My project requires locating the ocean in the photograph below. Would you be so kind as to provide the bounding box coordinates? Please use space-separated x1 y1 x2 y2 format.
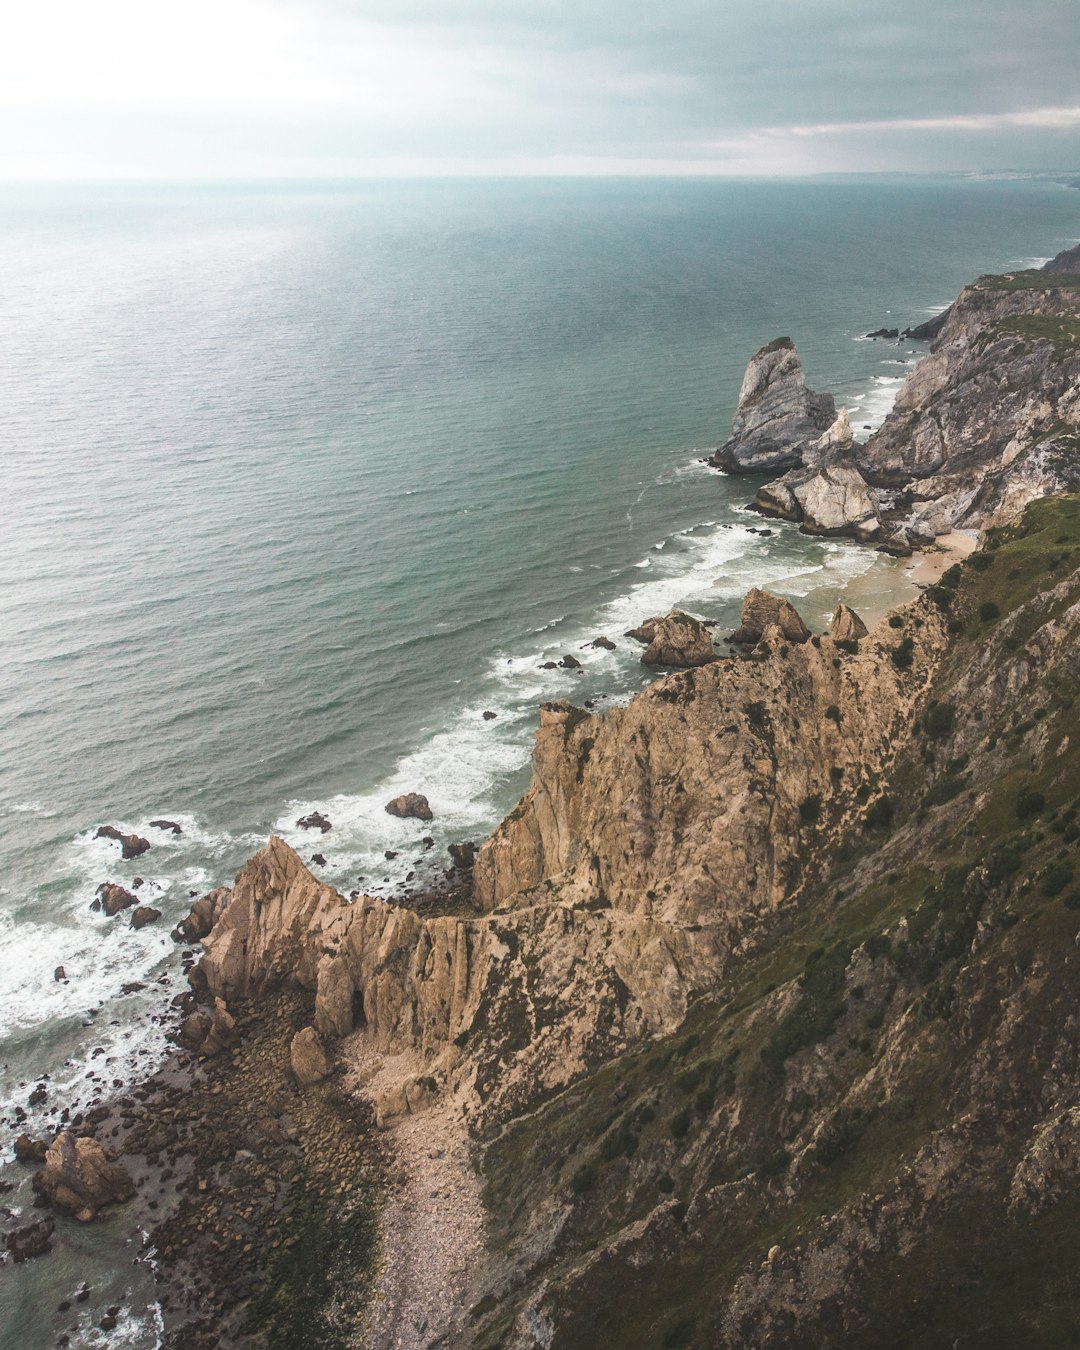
1 174 1077 1345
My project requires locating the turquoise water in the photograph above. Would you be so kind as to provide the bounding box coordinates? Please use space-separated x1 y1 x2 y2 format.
1 176 1077 1345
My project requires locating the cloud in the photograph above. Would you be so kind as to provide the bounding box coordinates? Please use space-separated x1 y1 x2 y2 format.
1 0 1079 176
788 106 1080 139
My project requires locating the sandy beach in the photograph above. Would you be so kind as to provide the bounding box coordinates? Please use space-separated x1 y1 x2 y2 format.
837 530 979 632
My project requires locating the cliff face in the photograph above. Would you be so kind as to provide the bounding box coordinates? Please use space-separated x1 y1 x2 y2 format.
474 613 946 926
193 597 946 1130
722 257 1080 546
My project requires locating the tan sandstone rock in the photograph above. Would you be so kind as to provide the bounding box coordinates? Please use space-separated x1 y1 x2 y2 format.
730 588 811 646
33 1133 134 1222
830 603 869 642
290 1026 331 1087
640 611 715 667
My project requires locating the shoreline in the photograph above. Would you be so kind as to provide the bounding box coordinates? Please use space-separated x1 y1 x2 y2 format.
841 529 979 633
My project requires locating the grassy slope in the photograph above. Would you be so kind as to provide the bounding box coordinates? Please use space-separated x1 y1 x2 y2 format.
471 498 1080 1350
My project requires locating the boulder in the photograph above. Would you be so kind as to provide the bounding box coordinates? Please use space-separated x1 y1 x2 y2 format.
385 793 433 822
449 841 478 870
33 1134 134 1222
710 338 836 474
93 883 138 918
53 966 66 983
626 616 665 645
95 826 150 861
129 906 161 930
176 999 237 1058
559 655 582 670
483 710 498 720
290 1026 331 1087
296 811 332 834
149 819 182 835
172 886 229 944
830 603 869 643
641 611 716 668
14 1134 48 1165
730 589 811 646
589 636 616 651
791 462 882 540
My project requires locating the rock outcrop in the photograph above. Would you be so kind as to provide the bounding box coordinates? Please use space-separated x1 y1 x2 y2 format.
1043 242 1080 275
33 1134 134 1222
172 886 229 943
640 610 715 667
729 588 812 646
756 459 882 540
709 338 836 473
384 793 433 822
829 602 869 642
130 905 161 929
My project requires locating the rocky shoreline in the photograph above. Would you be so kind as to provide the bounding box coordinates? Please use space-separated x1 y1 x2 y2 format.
6 240 1080 1349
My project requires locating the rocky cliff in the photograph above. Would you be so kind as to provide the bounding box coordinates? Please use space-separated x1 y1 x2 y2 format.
169 248 1080 1349
717 245 1080 548
180 496 1080 1349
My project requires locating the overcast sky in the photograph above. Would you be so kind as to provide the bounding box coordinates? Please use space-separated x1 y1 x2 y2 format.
4 0 1079 178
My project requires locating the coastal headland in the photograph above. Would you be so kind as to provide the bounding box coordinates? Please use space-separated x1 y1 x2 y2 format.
6 242 1080 1349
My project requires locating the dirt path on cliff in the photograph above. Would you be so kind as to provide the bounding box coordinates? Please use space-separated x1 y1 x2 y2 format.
345 1043 487 1350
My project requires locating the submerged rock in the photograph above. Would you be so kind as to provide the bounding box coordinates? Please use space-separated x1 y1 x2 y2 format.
33 1133 134 1222
385 793 434 822
710 338 836 474
149 819 183 835
93 883 139 918
296 811 332 834
5 1217 54 1262
641 611 716 668
95 826 150 861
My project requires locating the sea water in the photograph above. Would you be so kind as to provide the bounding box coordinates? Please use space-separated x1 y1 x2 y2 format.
1 175 1077 1344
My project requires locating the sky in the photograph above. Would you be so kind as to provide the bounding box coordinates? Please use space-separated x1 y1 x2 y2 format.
3 0 1079 178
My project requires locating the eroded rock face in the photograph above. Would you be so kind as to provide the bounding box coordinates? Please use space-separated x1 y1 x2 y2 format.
711 338 836 474
190 591 947 1129
857 273 1080 502
640 611 715 668
385 793 434 822
730 588 811 646
33 1134 134 1222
